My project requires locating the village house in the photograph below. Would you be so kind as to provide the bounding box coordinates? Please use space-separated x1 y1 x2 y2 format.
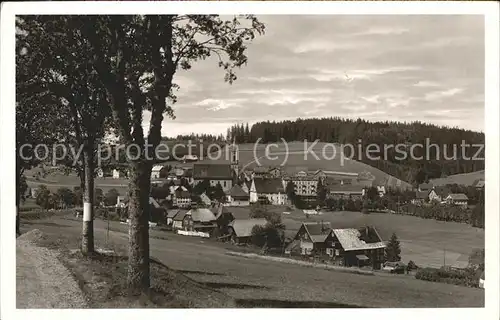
412 191 429 205
377 185 386 197
182 154 199 162
187 207 218 234
430 186 452 203
174 189 191 208
96 167 106 178
356 171 376 188
172 210 191 230
418 182 433 192
323 171 359 186
199 192 212 207
286 222 333 256
249 178 287 205
286 222 386 269
226 184 250 206
327 184 365 200
112 168 127 179
240 169 254 183
96 166 128 179
241 180 251 194
213 205 236 235
253 166 271 178
427 188 441 202
268 166 283 178
151 165 164 179
168 166 194 184
227 218 268 244
473 179 485 190
166 209 188 226
445 193 469 207
330 227 386 269
193 163 234 192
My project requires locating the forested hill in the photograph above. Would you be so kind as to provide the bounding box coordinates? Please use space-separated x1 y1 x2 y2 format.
227 117 485 185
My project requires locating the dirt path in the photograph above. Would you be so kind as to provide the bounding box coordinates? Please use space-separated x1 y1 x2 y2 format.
16 239 87 308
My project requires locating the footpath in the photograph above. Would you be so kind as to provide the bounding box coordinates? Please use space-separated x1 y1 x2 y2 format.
16 230 88 308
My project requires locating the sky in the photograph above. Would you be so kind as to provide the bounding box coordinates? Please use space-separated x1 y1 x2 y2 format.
143 15 485 137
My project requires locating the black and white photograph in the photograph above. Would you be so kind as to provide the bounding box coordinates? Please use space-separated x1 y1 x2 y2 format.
1 1 499 317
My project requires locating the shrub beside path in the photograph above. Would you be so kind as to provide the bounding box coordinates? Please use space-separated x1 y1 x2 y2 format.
16 230 88 308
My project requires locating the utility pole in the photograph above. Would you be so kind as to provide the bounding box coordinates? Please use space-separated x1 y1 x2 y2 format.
443 247 446 267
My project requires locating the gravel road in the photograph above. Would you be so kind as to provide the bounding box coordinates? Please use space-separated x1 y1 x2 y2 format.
16 237 87 308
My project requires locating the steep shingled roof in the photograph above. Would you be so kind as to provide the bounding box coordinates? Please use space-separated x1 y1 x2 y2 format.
415 191 429 199
253 178 284 194
229 218 267 238
303 222 332 243
188 208 217 222
332 228 386 251
193 164 232 179
447 193 469 201
230 185 249 199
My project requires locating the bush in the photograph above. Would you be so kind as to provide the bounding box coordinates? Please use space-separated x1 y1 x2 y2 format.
250 225 267 247
407 260 418 271
415 267 480 287
150 207 166 224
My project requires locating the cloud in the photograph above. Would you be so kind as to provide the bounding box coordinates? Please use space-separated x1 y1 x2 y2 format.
260 96 331 106
361 95 381 104
413 81 441 88
341 104 367 112
419 37 472 49
309 66 421 82
141 15 484 136
292 40 369 54
195 98 246 111
424 88 464 101
350 27 409 37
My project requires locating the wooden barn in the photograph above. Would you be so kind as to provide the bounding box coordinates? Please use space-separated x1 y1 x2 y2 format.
227 218 267 244
330 227 386 269
285 222 333 257
286 223 386 269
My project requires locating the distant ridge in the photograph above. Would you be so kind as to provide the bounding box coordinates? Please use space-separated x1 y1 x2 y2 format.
429 170 485 187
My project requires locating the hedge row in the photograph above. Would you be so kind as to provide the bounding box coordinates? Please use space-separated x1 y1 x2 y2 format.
415 267 481 288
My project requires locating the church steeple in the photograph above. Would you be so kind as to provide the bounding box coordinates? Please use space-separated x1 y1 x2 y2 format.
230 138 239 178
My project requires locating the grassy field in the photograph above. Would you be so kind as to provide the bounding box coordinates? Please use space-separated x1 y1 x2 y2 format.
19 215 484 307
429 170 484 187
25 170 129 194
226 205 484 269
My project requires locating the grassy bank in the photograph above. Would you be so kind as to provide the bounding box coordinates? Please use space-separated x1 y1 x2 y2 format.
19 228 235 308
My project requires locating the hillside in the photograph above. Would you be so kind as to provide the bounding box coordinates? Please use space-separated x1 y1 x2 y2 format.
227 118 485 184
216 142 413 189
429 170 485 187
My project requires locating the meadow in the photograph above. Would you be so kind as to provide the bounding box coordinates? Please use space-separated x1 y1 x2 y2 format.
229 205 484 269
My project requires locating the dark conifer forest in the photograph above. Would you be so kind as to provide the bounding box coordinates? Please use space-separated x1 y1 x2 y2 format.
226 118 484 184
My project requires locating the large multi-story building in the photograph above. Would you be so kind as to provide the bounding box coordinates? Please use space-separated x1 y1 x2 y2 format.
193 163 234 192
290 171 318 196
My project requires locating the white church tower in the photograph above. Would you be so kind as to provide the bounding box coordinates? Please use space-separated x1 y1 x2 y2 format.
229 138 239 178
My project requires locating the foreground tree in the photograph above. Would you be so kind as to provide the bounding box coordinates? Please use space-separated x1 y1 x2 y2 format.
316 178 327 207
75 15 265 291
16 18 62 234
385 233 402 262
16 16 113 254
285 180 296 205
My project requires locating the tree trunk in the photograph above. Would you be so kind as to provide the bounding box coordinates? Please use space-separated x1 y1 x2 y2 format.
81 150 95 255
16 180 20 236
16 164 22 236
127 161 152 293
